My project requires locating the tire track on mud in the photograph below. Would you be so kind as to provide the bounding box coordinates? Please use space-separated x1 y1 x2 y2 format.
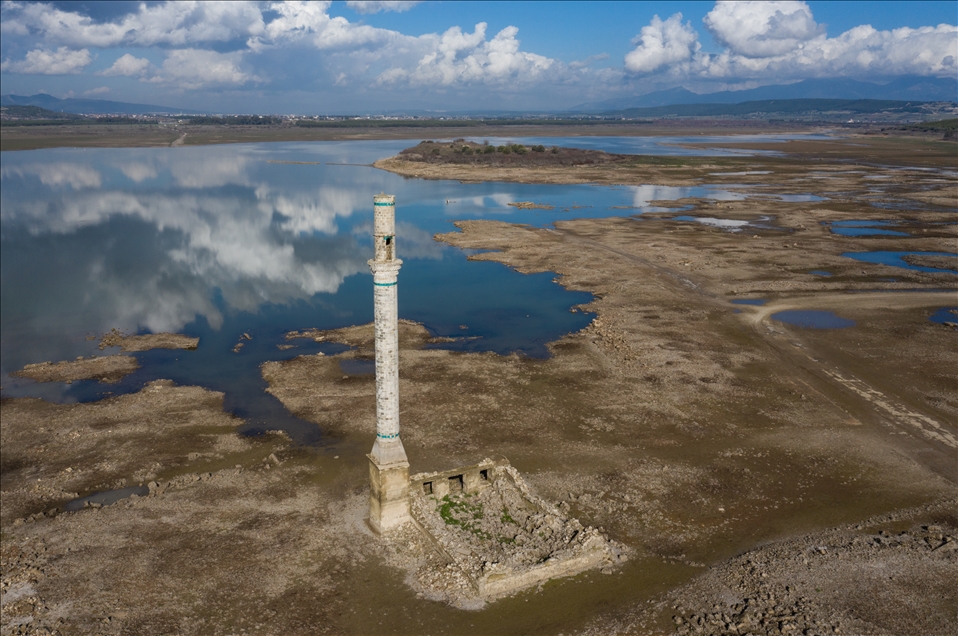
556 228 957 475
820 367 957 449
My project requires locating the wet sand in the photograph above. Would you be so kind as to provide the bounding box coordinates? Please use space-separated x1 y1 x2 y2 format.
1 133 956 634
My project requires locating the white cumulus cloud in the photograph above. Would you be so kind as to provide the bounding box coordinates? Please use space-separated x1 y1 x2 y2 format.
704 1 823 57
624 14 699 74
378 23 555 87
255 0 399 52
149 49 259 88
625 2 957 83
3 1 265 48
100 53 152 77
0 46 92 74
346 1 422 14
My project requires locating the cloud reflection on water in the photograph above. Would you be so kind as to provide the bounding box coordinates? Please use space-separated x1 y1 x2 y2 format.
627 184 747 209
1 161 103 190
116 161 158 183
0 151 379 371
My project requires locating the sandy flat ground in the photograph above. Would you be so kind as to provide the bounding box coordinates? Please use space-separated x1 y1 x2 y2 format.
1 133 956 635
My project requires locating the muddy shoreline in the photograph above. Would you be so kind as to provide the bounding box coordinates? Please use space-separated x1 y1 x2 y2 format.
2 133 956 634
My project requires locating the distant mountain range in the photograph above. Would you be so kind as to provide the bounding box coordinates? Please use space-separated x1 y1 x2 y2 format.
572 76 958 113
0 93 204 115
614 98 945 119
4 76 956 119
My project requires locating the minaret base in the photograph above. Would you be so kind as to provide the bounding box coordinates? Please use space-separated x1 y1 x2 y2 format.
368 440 411 534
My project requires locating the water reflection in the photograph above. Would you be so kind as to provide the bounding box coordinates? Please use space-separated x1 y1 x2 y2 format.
1 136 832 440
1 161 102 191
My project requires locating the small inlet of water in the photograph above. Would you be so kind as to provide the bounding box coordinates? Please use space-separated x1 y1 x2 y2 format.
771 310 855 329
64 485 150 512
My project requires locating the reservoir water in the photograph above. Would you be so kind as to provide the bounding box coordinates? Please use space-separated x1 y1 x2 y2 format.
771 310 856 329
0 136 840 441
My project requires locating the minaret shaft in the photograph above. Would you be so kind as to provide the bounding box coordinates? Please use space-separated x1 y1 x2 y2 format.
367 194 411 533
372 264 401 442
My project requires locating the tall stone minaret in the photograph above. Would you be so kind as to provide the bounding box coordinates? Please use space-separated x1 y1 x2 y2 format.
367 193 411 533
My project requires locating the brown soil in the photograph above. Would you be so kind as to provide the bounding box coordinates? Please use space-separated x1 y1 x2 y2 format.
0 380 257 525
508 201 555 210
583 500 958 636
9 331 200 385
11 355 139 384
678 135 958 168
901 253 958 271
98 328 199 352
1 132 956 635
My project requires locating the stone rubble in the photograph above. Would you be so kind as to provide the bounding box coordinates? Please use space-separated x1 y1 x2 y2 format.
388 462 626 606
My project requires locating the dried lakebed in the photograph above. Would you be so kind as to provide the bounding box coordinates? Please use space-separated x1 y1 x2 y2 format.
2 134 957 635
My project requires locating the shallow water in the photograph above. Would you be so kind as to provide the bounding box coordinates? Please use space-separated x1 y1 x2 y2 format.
340 358 376 375
825 220 910 237
0 135 856 441
673 216 752 231
842 251 958 275
771 310 856 329
63 485 150 512
928 307 958 324
832 227 910 237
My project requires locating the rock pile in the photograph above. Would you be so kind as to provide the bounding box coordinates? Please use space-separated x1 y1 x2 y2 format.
667 521 958 636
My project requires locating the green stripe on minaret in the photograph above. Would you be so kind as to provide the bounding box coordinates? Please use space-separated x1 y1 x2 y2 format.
373 281 397 287
374 202 394 206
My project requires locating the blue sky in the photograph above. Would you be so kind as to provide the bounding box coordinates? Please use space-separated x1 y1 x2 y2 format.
1 1 955 113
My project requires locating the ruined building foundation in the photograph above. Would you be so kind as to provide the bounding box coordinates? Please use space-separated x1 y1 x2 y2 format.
367 194 412 533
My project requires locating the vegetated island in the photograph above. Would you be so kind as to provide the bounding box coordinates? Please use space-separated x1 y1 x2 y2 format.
374 139 652 185
374 130 958 186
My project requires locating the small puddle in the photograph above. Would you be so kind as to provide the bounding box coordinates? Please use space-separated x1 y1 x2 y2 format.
338 358 376 375
731 298 767 306
824 220 909 237
673 216 752 231
771 310 855 329
709 171 773 176
832 221 897 227
929 307 958 325
64 485 149 512
832 227 910 237
775 194 825 202
809 270 832 277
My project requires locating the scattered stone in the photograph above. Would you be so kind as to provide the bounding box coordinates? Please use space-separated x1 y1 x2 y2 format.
388 459 626 606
